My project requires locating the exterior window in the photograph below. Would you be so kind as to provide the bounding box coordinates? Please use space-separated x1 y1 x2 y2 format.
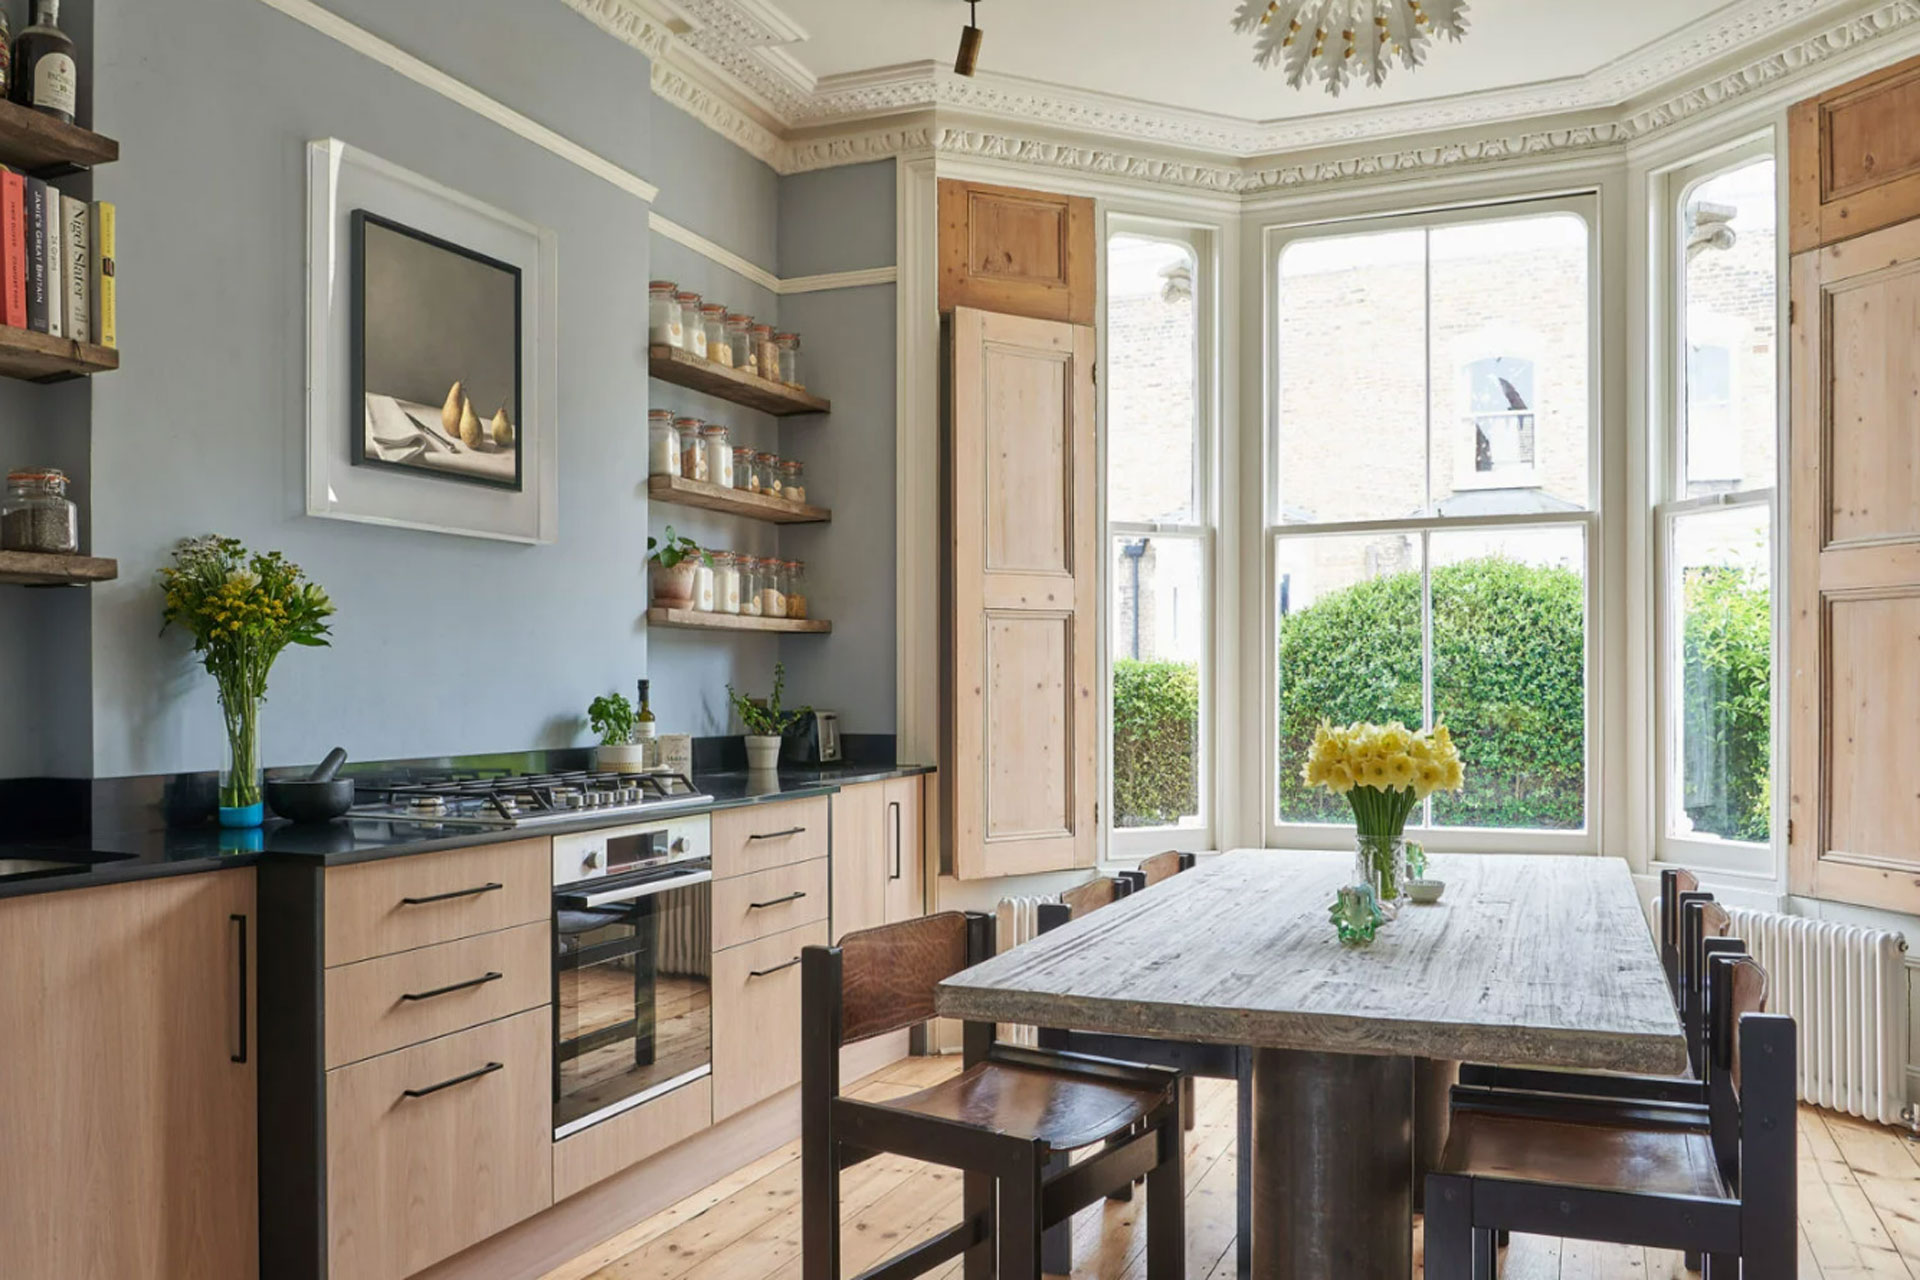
1107 224 1212 846
1272 201 1594 840
1660 150 1778 861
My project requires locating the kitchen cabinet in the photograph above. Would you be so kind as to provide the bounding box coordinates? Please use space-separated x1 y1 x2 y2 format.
831 776 928 941
884 774 926 925
0 869 257 1279
711 918 828 1120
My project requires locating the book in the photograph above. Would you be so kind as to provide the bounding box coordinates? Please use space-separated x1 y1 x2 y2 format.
25 176 47 333
42 182 60 339
0 170 25 329
60 195 86 344
89 199 113 349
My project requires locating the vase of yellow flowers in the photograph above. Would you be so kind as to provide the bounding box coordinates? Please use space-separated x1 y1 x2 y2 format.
1302 720 1464 915
161 537 335 828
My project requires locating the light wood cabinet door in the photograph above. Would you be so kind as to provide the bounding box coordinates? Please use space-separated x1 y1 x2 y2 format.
1790 52 1920 253
710 796 831 878
938 179 1094 325
0 870 257 1279
830 781 888 942
884 774 926 924
711 920 828 1120
713 857 829 949
950 306 1099 880
323 837 549 966
1788 217 1920 913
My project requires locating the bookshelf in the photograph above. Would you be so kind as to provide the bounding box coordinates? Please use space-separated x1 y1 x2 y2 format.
646 474 829 525
0 550 117 586
646 607 830 635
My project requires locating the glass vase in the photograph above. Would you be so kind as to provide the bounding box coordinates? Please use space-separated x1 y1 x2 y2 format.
219 692 264 828
1354 832 1408 919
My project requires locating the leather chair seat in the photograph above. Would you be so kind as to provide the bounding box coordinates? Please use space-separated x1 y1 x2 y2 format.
879 1060 1165 1153
1440 1107 1730 1200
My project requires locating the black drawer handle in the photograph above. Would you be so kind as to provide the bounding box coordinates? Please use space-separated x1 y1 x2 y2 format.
748 891 807 910
230 913 248 1065
749 956 802 979
747 827 807 841
402 1061 504 1099
890 801 903 882
401 882 504 906
401 971 503 1002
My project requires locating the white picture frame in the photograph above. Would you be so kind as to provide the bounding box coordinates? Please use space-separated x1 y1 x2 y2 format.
305 138 559 543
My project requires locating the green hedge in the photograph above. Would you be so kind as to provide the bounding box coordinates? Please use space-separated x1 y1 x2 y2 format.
1681 566 1771 842
1112 658 1199 827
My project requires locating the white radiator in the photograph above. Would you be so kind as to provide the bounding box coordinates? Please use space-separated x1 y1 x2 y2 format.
995 895 1054 1047
1725 907 1909 1126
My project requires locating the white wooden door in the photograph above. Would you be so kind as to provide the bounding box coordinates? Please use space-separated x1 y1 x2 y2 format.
950 306 1098 880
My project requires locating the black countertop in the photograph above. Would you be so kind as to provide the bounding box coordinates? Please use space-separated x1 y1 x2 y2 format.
0 762 934 901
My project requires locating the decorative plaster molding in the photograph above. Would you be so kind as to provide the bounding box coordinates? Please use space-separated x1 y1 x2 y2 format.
555 0 676 62
648 57 788 170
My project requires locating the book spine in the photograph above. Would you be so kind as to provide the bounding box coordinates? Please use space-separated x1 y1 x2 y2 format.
25 176 47 334
89 199 113 348
2 170 25 330
61 195 86 344
43 184 60 339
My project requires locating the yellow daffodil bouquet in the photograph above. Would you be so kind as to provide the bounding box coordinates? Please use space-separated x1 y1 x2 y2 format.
1302 720 1464 906
161 536 335 824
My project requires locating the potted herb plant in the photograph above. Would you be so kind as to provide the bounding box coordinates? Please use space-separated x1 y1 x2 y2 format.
727 663 808 771
160 536 336 828
587 691 647 771
648 526 708 610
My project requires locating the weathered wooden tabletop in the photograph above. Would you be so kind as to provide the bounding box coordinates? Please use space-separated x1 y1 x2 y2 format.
936 850 1687 1075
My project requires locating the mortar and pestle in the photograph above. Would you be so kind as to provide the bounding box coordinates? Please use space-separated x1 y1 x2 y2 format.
266 747 355 824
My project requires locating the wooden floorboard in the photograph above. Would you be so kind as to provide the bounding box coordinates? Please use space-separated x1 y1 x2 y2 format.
546 1063 1920 1280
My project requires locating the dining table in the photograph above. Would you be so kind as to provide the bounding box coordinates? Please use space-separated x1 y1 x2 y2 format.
934 849 1688 1280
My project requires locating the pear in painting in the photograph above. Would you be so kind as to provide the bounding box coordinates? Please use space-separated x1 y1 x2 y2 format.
440 381 464 436
491 408 514 448
459 398 483 448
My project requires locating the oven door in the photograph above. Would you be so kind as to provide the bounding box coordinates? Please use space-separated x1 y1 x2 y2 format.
553 860 712 1138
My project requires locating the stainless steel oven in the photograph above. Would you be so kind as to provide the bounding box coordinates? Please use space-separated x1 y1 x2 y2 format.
551 815 712 1139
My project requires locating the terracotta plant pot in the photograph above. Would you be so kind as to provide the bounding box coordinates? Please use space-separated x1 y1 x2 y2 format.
651 558 697 608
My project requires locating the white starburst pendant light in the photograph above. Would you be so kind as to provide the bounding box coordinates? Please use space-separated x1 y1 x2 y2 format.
1231 0 1469 96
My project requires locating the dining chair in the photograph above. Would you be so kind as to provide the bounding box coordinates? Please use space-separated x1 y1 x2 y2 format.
800 911 1188 1280
1426 953 1794 1280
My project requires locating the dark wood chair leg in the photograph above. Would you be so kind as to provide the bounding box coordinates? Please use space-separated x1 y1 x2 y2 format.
1106 1130 1135 1202
1472 1228 1499 1280
997 1146 1045 1280
963 1168 995 1280
1181 1074 1197 1131
1684 1250 1702 1273
1040 1149 1073 1276
1704 1254 1738 1280
1145 1106 1187 1279
1235 1047 1252 1280
1422 1174 1473 1280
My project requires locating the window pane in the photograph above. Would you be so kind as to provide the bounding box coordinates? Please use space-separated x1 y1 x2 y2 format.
1682 159 1777 497
1275 533 1424 822
1430 214 1590 513
1430 526 1587 830
1111 535 1204 830
1109 235 1199 524
1669 505 1772 844
1276 229 1428 523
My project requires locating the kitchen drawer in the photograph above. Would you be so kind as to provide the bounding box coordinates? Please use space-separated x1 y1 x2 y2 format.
326 1007 552 1280
712 857 828 951
324 838 549 967
324 922 550 1069
711 920 827 1121
711 797 830 878
553 1076 712 1202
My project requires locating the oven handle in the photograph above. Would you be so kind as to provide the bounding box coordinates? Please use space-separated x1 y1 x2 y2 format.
561 869 712 909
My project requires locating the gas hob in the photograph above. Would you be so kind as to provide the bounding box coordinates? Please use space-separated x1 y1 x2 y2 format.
346 769 713 829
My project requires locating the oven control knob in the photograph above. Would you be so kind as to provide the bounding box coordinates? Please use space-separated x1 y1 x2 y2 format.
670 837 689 855
583 850 601 871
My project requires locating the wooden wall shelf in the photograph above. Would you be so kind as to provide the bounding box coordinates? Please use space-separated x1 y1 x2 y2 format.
0 326 118 382
648 345 830 417
647 475 829 525
0 100 117 174
0 550 117 586
647 607 830 635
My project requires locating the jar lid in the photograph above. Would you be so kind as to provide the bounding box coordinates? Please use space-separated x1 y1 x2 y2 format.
774 332 799 341
700 303 727 315
780 458 802 469
675 291 701 303
7 467 66 486
757 451 779 463
725 313 751 324
673 416 703 429
699 423 729 436
648 408 674 420
751 323 774 335
648 279 678 290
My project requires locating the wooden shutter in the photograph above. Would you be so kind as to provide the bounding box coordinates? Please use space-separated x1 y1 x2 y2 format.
1789 53 1920 253
949 306 1098 880
938 180 1094 325
1787 216 1920 913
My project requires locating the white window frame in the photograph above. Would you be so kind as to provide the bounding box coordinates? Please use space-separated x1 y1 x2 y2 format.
1652 137 1782 876
1102 215 1221 861
1261 194 1603 855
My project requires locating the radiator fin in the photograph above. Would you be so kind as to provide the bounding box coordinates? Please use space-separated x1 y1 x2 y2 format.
995 895 1054 1048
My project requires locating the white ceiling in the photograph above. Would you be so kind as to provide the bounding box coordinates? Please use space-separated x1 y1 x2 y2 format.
771 0 1746 122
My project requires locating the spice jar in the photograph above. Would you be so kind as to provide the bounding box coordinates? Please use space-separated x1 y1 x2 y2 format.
779 458 806 504
775 333 802 387
701 304 729 366
712 551 742 614
674 416 708 482
1 468 77 553
785 559 809 620
701 423 733 489
759 452 782 498
691 556 716 612
648 281 683 348
725 314 753 369
733 448 758 493
750 323 776 378
759 557 788 619
678 293 706 358
740 557 765 616
648 409 679 478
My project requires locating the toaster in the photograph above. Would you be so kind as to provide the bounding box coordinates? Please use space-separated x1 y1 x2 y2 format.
782 710 842 764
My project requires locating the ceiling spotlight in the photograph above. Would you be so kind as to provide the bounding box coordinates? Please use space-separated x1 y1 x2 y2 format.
955 0 982 76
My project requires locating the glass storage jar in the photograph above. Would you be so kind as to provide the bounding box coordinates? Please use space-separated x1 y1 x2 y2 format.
758 556 787 619
779 458 806 504
690 554 716 612
732 447 759 493
759 452 782 498
712 551 741 614
674 416 708 482
750 323 776 378
701 305 729 365
648 281 683 348
739 557 765 616
775 333 802 386
701 423 733 489
678 293 706 358
784 559 809 620
1 468 77 553
725 314 753 369
648 409 679 477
